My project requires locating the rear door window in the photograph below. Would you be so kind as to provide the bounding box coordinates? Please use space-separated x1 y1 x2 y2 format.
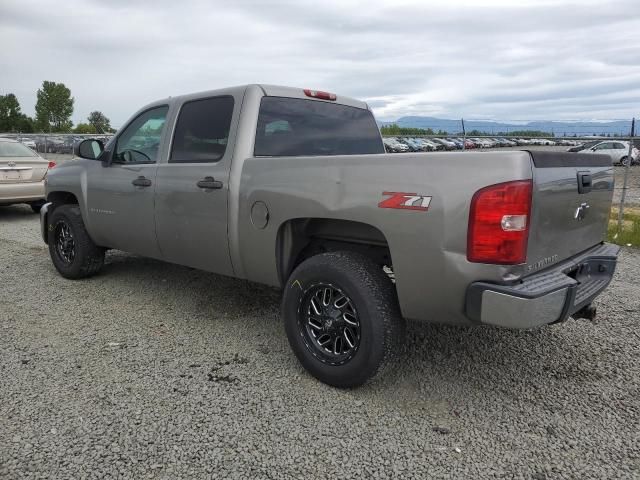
170 96 234 163
254 97 384 157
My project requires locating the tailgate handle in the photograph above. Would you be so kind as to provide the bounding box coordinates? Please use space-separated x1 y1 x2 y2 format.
577 171 592 194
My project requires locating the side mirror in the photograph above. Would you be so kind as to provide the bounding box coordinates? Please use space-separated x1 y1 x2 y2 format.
74 139 104 160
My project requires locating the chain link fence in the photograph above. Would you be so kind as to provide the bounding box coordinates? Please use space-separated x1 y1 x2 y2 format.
2 122 639 244
0 133 112 158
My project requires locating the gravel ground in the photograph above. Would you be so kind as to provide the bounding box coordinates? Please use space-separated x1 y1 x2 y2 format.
1 206 639 479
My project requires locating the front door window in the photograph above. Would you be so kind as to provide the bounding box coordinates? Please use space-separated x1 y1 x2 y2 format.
114 106 169 164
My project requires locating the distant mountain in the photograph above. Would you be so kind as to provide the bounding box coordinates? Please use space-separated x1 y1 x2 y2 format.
380 116 633 136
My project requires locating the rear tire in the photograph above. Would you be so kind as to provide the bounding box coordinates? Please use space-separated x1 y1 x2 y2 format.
283 251 405 388
47 204 105 279
620 156 630 166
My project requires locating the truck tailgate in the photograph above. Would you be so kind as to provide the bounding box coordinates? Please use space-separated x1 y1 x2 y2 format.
526 150 613 273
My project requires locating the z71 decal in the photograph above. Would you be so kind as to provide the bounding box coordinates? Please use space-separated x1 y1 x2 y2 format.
378 192 432 211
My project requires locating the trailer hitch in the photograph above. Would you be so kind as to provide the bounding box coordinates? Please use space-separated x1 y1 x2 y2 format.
573 304 597 321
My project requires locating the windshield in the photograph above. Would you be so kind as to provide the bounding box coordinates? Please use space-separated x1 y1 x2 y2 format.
0 141 37 157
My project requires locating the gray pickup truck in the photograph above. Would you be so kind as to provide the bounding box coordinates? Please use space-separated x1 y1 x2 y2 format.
40 84 619 387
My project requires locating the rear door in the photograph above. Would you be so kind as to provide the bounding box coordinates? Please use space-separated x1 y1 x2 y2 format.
526 151 614 270
154 94 239 275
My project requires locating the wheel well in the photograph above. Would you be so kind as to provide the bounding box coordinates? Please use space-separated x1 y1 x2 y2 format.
47 191 79 209
276 218 392 286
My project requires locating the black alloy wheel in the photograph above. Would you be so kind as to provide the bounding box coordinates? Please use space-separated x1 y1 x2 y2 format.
299 283 361 366
54 220 75 265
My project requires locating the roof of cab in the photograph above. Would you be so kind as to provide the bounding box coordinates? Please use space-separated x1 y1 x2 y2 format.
150 84 370 111
258 84 369 110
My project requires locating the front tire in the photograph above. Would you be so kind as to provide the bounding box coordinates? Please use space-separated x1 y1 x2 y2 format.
283 251 405 388
47 204 105 279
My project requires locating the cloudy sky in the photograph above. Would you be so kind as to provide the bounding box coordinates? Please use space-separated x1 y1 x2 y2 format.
1 0 639 127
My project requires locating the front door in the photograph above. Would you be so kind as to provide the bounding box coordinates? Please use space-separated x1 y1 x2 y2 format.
154 95 237 275
85 105 169 257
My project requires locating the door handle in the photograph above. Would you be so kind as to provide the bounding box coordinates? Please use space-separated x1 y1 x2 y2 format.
132 176 152 187
197 176 223 189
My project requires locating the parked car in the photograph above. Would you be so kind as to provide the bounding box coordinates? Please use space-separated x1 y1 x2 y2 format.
446 138 464 149
432 138 456 150
414 138 438 151
580 141 639 165
494 137 516 147
403 138 427 152
0 138 55 212
567 140 600 152
40 84 619 388
382 138 409 153
20 138 37 150
470 138 491 148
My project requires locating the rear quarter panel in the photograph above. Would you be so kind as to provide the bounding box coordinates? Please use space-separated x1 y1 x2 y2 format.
237 151 533 325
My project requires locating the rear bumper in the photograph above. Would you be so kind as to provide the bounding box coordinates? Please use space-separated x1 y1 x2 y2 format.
465 243 620 329
0 180 45 204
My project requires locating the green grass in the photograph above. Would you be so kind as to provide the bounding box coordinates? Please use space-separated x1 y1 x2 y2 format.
608 206 640 247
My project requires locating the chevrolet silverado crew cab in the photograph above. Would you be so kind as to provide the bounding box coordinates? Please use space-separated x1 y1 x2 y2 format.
40 85 619 388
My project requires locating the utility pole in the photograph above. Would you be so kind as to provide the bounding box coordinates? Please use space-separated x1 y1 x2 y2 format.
461 118 466 151
617 117 635 234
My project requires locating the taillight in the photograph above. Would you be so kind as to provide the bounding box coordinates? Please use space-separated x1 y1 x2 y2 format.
303 89 337 101
48 161 56 169
467 180 532 264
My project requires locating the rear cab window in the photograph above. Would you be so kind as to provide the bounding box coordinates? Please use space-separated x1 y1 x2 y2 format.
254 97 384 157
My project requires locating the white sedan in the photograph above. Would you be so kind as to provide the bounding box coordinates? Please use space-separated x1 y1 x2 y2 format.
581 141 638 166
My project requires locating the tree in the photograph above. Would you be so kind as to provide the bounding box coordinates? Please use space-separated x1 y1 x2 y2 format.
87 111 112 133
35 81 74 132
74 123 97 134
380 124 435 136
15 114 34 133
0 93 23 131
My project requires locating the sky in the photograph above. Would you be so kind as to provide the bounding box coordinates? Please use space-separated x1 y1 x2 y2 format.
1 0 639 127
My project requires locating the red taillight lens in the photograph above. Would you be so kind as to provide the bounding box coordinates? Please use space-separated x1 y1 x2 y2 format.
467 180 532 264
48 161 56 169
303 89 337 101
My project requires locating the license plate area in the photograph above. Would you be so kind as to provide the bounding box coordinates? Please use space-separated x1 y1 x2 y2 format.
0 169 31 182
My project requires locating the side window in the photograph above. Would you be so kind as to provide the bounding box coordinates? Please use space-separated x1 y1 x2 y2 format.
594 143 610 150
613 143 626 150
170 96 234 163
114 106 168 164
